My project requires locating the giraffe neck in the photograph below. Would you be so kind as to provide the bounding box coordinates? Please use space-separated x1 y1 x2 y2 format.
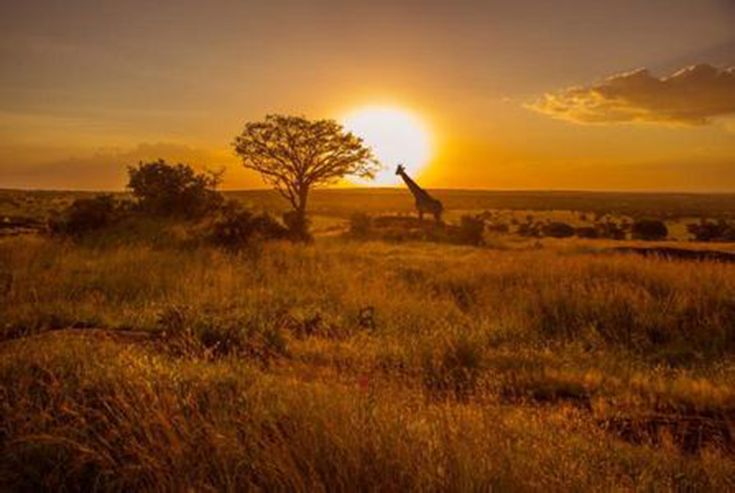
398 170 428 200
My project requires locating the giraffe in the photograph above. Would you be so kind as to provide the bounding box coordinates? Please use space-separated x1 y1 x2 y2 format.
395 164 443 222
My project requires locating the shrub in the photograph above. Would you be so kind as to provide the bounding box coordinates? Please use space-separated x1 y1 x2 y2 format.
596 221 626 240
575 226 599 239
517 221 542 237
631 219 668 241
687 220 735 242
457 215 485 245
48 195 122 237
542 222 575 238
127 160 223 218
486 222 509 234
210 202 288 250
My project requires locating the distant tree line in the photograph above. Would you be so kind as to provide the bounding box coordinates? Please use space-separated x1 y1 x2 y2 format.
475 212 671 241
687 219 735 242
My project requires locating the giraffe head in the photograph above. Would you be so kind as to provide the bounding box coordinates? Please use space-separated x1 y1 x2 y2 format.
395 164 405 175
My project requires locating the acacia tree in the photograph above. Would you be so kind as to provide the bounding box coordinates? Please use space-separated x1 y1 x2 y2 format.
233 114 379 239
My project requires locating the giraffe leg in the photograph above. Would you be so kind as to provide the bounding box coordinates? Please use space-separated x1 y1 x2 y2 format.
418 209 424 221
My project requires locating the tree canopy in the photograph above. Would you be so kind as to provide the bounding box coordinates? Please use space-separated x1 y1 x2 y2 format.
233 115 379 236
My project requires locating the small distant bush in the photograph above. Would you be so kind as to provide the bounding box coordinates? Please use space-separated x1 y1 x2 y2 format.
349 213 372 237
517 221 542 237
542 222 575 238
486 222 509 234
127 160 223 218
210 202 288 249
48 195 123 237
687 220 735 242
631 219 668 241
457 215 485 245
596 221 626 240
575 226 599 239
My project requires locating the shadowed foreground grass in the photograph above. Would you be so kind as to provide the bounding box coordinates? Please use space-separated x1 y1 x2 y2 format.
2 236 735 490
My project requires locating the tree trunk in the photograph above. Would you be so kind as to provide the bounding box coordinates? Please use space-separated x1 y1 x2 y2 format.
289 186 311 241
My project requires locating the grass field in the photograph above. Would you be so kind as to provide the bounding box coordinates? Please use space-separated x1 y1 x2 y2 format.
2 190 735 490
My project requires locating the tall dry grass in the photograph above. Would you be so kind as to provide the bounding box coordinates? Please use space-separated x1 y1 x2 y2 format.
2 236 735 490
3 237 734 357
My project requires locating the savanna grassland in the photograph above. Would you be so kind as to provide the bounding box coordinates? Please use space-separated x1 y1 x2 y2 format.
2 189 735 491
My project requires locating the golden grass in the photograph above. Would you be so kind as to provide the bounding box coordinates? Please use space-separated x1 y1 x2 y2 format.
2 236 735 490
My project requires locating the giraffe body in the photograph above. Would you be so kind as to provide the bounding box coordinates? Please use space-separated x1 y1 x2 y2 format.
395 164 443 222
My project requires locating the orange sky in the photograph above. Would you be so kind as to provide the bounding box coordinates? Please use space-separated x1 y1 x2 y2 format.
1 0 734 191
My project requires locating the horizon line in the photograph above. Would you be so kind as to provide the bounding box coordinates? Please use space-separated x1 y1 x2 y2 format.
3 186 735 195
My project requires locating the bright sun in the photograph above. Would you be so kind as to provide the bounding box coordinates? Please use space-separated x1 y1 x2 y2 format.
342 106 432 186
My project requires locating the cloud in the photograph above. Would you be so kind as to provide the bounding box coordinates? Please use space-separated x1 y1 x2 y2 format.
529 64 735 125
0 142 256 190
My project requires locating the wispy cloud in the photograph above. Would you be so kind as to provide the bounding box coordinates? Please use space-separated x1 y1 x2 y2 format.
529 64 735 125
0 142 242 190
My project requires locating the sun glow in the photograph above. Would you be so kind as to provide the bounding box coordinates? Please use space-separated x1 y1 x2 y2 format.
342 106 432 186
